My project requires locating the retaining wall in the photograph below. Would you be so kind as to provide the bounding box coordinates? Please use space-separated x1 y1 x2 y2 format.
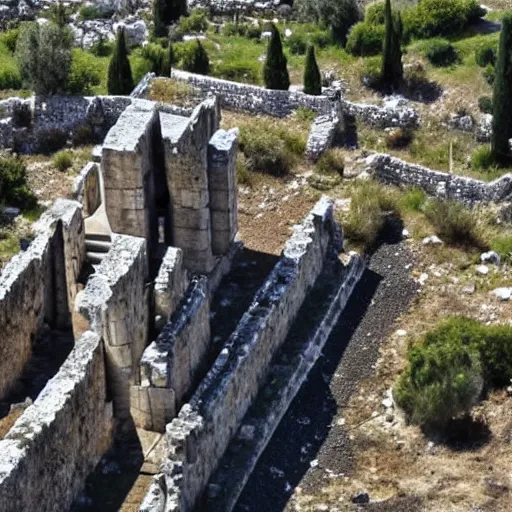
141 197 339 512
0 200 84 401
0 331 112 512
72 162 102 218
76 234 149 419
367 153 512 203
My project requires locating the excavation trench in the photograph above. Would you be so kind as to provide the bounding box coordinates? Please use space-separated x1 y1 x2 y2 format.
234 241 419 512
70 246 279 512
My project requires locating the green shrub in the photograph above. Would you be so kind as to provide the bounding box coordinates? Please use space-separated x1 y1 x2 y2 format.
0 28 20 54
424 199 487 249
344 180 400 249
0 157 37 210
478 95 492 114
295 106 317 123
310 29 332 49
78 5 105 21
483 64 495 85
303 44 321 95
90 36 113 57
315 148 344 176
214 60 259 83
386 127 413 149
404 0 484 39
490 235 512 264
246 25 262 40
181 39 210 74
0 60 21 90
475 45 496 67
418 38 459 67
286 32 308 55
404 60 428 90
400 187 426 212
236 153 253 186
141 43 171 76
346 22 385 57
223 22 247 37
238 121 304 176
471 145 496 171
394 329 483 427
263 24 290 90
53 150 73 171
178 9 208 33
360 56 382 88
66 49 102 94
365 1 385 25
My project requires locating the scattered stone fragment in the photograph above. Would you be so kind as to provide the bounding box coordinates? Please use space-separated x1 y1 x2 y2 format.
351 491 370 504
480 251 501 265
422 235 444 245
492 287 512 301
462 283 476 295
476 265 489 275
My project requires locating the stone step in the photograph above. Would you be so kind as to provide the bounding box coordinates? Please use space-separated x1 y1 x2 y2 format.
85 238 111 253
85 232 112 242
85 251 107 265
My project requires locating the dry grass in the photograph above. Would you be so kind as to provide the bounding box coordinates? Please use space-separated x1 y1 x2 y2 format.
146 78 200 107
0 408 24 440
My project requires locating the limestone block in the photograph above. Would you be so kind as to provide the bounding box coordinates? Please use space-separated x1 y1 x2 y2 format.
172 207 211 231
173 227 212 252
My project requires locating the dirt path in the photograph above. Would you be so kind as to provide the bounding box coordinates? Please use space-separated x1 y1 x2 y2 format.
234 241 419 512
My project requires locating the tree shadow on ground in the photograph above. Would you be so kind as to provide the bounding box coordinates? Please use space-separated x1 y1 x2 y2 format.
400 80 443 104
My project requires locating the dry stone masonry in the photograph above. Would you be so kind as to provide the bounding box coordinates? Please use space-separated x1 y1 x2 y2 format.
0 90 366 512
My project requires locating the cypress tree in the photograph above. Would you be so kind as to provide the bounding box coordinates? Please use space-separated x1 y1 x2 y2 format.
263 24 290 90
381 0 403 91
153 0 168 38
107 29 134 96
492 13 512 164
191 39 209 75
303 44 321 95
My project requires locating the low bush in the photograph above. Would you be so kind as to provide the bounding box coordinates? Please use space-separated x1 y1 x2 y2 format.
483 64 495 85
386 127 413 149
403 0 484 39
0 28 20 54
395 317 512 428
346 22 384 57
238 121 305 176
78 5 106 21
394 325 483 428
0 157 37 210
180 40 210 75
213 60 259 83
404 61 428 90
0 61 22 90
315 148 344 176
418 38 459 67
12 102 31 128
365 1 385 25
490 235 512 264
140 43 171 76
236 153 253 186
360 56 382 89
286 32 308 55
247 25 263 40
53 150 73 172
424 199 487 249
478 95 492 114
344 180 401 250
90 37 114 57
400 187 427 212
223 22 248 37
475 44 496 67
178 9 208 34
36 128 68 155
471 144 495 171
66 49 102 94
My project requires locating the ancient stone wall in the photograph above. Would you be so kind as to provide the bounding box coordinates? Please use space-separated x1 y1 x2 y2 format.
134 277 210 432
142 197 340 511
0 331 112 512
306 113 341 161
102 99 159 256
72 162 102 218
367 153 512 203
76 234 149 419
208 128 239 255
160 97 221 273
0 200 84 401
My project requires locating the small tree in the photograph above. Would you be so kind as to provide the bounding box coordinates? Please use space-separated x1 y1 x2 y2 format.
303 44 321 95
49 1 70 27
15 22 72 95
153 0 168 38
263 24 290 91
107 29 134 95
381 0 403 91
167 42 174 76
188 39 209 75
492 12 512 164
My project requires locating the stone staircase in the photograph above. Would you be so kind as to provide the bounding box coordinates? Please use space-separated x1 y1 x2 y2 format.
85 233 112 264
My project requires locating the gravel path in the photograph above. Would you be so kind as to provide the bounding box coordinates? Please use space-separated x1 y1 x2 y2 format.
234 241 419 512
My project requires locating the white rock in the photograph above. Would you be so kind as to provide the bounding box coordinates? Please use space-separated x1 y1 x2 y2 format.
476 264 489 275
422 235 444 245
418 273 428 285
492 287 512 301
480 251 501 265
402 228 409 239
284 28 292 37
261 31 272 39
396 329 407 337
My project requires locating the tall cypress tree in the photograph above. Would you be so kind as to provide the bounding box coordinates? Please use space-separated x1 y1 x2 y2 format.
107 29 134 95
263 24 290 90
153 0 168 38
304 44 321 95
492 13 512 164
381 0 403 91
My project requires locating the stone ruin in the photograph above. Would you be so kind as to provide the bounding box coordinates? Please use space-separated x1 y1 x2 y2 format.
0 92 365 511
